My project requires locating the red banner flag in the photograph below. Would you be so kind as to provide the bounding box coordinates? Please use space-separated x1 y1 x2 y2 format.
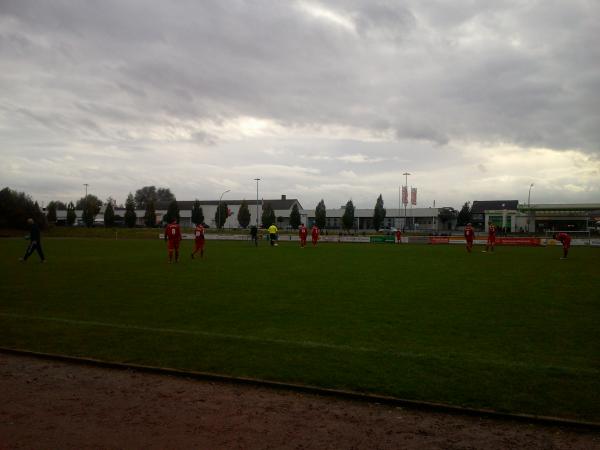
402 186 408 205
411 188 417 206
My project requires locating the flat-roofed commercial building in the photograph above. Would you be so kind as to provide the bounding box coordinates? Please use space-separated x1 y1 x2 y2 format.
518 203 600 233
300 207 457 232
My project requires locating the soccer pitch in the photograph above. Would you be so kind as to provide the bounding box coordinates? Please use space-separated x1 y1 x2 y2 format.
1 238 599 421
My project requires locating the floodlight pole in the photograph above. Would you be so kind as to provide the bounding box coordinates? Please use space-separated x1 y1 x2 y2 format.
83 183 88 199
403 172 410 231
218 189 230 230
254 178 260 228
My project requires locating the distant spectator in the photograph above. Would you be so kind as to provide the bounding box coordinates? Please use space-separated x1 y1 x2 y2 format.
250 225 258 246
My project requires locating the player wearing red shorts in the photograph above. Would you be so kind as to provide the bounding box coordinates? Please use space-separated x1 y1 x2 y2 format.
299 223 308 248
554 232 571 259
483 222 496 252
311 225 320 247
395 229 402 244
464 223 474 253
164 219 182 263
191 223 205 259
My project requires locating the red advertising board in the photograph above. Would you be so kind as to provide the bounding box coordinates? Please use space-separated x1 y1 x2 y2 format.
427 237 541 246
429 237 449 244
496 237 541 246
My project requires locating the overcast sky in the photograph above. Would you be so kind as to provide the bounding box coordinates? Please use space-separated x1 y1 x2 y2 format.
1 0 599 209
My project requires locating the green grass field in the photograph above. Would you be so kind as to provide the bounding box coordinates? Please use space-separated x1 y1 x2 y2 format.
1 238 599 421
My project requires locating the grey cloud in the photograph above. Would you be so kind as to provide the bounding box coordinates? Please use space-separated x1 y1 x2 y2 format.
1 0 598 208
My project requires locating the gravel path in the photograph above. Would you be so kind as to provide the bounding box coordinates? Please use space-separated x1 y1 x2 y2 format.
1 353 598 449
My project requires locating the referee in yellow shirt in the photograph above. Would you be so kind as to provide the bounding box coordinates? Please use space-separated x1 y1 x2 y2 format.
268 224 278 246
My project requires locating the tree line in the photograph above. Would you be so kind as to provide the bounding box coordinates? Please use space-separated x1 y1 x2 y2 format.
2 184 458 231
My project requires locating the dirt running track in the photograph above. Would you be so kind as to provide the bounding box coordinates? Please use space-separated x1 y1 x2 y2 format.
1 353 598 449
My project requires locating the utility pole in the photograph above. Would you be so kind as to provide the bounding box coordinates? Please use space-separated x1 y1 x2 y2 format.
254 178 260 228
403 172 410 231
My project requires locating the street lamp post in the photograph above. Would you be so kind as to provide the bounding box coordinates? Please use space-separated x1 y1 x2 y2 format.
528 183 534 206
218 189 230 230
254 178 260 228
527 183 534 233
403 172 410 231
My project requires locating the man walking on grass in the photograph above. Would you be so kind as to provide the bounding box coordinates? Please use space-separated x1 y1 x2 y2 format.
483 221 496 252
20 218 45 263
311 224 320 246
299 223 307 248
191 223 205 259
164 218 182 263
464 223 474 253
268 223 278 246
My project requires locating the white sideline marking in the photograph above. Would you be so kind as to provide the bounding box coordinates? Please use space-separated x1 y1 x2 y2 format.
0 312 597 375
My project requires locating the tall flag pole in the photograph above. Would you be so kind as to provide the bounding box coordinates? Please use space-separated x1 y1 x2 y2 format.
402 172 410 230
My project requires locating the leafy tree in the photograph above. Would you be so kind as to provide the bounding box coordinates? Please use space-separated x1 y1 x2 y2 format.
134 186 155 209
46 202 57 223
261 202 275 227
237 200 251 228
342 200 355 231
50 201 67 210
66 202 76 226
157 187 175 203
457 202 472 226
214 202 228 229
124 193 137 228
46 200 67 223
164 200 180 224
76 195 102 213
34 202 48 229
144 200 157 227
372 194 386 231
135 186 176 209
104 202 115 227
191 200 204 226
0 188 46 229
315 199 327 229
289 203 301 229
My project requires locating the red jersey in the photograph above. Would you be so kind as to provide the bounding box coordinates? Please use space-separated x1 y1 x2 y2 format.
464 226 474 240
311 226 319 238
556 232 571 246
165 223 182 242
194 225 205 240
299 226 307 239
488 224 496 238
395 230 402 240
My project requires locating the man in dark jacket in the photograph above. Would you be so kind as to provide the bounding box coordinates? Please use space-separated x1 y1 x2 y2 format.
20 218 45 262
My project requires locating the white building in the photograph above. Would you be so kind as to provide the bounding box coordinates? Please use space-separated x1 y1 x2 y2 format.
56 195 303 229
300 207 457 232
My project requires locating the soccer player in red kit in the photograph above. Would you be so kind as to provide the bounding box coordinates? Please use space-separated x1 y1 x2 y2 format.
299 223 308 248
191 223 205 259
553 232 571 259
164 219 182 263
311 225 320 246
464 223 474 253
395 229 402 244
483 222 496 252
